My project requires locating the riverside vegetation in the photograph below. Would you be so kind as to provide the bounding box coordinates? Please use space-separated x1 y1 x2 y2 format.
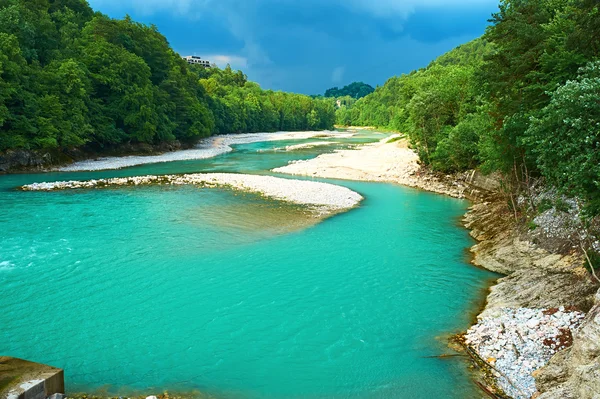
334 0 600 298
0 0 335 168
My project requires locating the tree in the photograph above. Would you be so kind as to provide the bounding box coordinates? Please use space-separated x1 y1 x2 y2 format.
324 82 375 99
0 0 334 156
526 61 600 215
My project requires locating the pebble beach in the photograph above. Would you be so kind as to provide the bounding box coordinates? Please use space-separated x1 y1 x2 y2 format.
21 173 363 216
465 307 586 398
57 131 352 172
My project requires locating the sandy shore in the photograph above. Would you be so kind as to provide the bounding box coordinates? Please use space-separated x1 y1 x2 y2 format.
273 135 467 198
274 134 417 180
57 131 353 172
22 173 363 216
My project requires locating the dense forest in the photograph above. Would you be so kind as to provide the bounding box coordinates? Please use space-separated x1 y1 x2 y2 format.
336 0 600 216
197 66 334 135
0 0 335 155
323 82 374 99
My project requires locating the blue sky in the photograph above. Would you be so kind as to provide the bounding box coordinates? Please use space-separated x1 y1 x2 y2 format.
88 0 499 94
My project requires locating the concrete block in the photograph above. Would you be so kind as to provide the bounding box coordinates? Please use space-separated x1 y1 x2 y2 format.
0 357 64 399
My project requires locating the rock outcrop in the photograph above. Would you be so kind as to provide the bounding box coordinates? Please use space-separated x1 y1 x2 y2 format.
535 291 600 399
0 150 56 172
0 140 187 173
463 197 600 398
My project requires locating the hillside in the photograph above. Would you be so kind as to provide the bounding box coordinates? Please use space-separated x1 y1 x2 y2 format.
0 0 335 161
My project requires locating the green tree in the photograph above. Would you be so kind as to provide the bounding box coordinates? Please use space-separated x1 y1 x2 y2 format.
324 82 375 99
526 61 600 214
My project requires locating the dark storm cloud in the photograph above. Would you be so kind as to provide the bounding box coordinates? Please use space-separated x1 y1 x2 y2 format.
88 0 498 94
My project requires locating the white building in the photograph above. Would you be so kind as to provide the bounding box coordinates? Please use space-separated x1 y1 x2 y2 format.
183 56 210 68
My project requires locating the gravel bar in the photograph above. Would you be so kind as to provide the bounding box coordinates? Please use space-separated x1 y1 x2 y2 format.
21 173 363 215
57 131 352 172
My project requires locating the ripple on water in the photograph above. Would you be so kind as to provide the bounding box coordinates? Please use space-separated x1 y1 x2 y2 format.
0 260 15 271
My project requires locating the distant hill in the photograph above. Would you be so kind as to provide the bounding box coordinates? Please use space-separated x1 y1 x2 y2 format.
324 82 375 99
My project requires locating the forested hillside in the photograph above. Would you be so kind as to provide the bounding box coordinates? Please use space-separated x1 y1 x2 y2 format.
0 0 335 155
198 66 335 135
338 0 600 215
323 82 374 99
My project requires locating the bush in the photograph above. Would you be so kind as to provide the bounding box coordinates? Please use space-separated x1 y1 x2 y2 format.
526 61 600 216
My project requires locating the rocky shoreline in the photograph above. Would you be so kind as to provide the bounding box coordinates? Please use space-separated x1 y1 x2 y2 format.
461 199 600 399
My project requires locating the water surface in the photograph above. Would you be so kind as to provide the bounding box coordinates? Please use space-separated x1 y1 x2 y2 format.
0 133 494 398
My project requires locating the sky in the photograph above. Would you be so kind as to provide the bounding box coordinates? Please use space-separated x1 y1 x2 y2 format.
87 0 499 95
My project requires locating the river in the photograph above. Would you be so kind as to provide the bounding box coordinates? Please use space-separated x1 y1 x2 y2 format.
0 132 495 398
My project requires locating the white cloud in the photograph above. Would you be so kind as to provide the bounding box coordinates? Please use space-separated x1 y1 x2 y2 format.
89 0 272 70
204 54 248 69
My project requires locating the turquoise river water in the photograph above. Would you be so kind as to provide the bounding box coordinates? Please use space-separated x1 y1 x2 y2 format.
0 133 496 398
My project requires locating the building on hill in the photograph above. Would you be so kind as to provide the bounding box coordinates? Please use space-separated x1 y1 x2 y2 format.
183 56 211 68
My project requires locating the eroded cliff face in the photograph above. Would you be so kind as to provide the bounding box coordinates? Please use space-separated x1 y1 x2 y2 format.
465 201 598 315
535 291 600 399
462 198 599 398
0 150 56 172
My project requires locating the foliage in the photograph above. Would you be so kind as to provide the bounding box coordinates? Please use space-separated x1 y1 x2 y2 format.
526 61 600 214
324 82 374 99
430 39 495 67
197 65 335 134
336 39 490 172
0 0 334 154
338 0 600 216
479 0 600 174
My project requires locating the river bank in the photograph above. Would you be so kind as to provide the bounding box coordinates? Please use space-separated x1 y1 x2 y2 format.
273 135 600 398
0 131 351 174
273 134 493 200
462 202 599 399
